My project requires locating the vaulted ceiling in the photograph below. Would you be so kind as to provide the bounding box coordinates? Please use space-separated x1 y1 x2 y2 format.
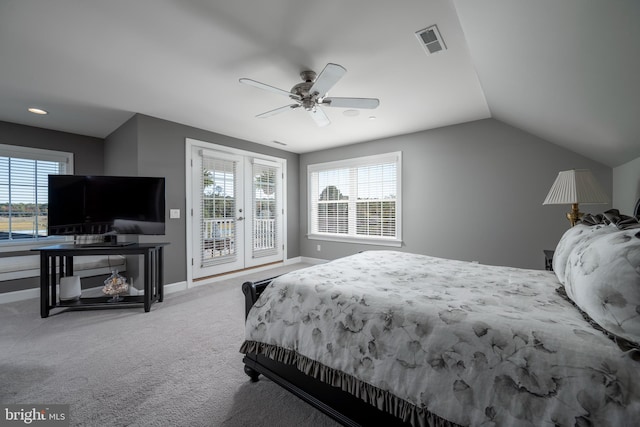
0 0 638 166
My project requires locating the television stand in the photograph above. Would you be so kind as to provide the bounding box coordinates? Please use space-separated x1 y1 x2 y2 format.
33 243 169 318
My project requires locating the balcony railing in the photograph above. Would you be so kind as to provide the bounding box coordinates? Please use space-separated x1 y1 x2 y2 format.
202 218 235 257
253 218 276 251
202 218 276 258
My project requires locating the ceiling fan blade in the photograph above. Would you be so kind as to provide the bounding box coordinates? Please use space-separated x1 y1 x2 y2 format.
308 107 330 127
256 104 300 118
239 78 301 100
309 63 346 97
323 97 380 109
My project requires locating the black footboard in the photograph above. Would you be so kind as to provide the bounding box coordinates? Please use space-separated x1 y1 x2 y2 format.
241 276 279 319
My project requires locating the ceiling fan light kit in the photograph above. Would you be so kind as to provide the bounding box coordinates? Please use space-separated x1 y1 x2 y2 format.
239 63 379 127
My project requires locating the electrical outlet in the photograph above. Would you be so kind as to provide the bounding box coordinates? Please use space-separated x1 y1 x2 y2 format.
316 244 321 252
170 209 180 219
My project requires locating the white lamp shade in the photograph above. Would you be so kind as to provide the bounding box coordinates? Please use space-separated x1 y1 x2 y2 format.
543 169 609 205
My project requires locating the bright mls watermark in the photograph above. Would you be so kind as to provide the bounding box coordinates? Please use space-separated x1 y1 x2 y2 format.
1 405 69 426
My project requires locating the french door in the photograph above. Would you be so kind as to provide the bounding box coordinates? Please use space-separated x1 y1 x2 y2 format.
188 141 285 280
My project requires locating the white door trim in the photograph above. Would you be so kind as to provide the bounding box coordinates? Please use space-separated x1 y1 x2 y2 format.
185 138 287 287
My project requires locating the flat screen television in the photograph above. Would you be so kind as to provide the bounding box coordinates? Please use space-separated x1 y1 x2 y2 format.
48 175 165 244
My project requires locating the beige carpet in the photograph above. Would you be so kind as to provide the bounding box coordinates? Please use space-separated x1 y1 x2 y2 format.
0 263 341 427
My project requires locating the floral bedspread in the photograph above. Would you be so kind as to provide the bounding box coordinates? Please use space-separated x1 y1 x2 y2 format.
242 251 640 426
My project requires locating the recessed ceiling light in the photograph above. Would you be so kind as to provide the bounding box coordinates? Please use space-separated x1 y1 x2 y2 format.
28 107 48 115
368 116 377 121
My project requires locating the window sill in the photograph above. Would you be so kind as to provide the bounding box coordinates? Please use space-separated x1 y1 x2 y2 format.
307 233 402 247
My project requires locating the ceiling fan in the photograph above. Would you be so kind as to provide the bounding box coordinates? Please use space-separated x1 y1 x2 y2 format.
239 63 379 127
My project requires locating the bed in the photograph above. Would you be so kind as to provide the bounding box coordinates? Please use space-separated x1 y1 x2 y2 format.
240 208 640 426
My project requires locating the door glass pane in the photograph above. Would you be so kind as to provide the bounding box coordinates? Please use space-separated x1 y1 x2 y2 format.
200 157 236 265
252 163 278 257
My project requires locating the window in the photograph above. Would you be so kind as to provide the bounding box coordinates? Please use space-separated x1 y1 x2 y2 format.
308 152 401 246
0 144 73 245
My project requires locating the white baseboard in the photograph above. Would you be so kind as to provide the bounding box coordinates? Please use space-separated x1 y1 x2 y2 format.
0 281 185 304
283 256 301 265
0 287 40 304
164 281 188 295
300 256 328 265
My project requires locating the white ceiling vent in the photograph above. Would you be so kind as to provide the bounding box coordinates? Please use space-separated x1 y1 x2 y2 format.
415 25 446 55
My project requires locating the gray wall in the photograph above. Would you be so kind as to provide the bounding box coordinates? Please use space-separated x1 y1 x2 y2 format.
1 115 621 292
103 115 138 175
613 155 640 215
299 118 613 269
104 114 300 285
0 120 104 175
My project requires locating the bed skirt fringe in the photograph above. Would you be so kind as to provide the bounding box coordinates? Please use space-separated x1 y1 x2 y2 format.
239 340 459 427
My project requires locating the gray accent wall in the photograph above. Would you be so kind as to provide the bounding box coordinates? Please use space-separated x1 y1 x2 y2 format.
299 118 613 270
104 114 300 286
0 120 104 174
613 155 640 215
103 115 138 175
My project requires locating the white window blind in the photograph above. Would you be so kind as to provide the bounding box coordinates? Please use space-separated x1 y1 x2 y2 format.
308 152 401 246
0 144 72 244
252 161 279 258
200 155 237 266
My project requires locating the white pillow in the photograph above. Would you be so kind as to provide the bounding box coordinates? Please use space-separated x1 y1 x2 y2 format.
553 224 617 285
564 229 640 344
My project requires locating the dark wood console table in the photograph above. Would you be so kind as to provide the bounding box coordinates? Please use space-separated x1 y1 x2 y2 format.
33 243 169 318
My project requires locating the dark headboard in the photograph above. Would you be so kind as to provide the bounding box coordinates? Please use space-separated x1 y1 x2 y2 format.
635 198 640 216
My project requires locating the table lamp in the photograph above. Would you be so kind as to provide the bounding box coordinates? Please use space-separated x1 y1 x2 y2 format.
543 169 609 226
